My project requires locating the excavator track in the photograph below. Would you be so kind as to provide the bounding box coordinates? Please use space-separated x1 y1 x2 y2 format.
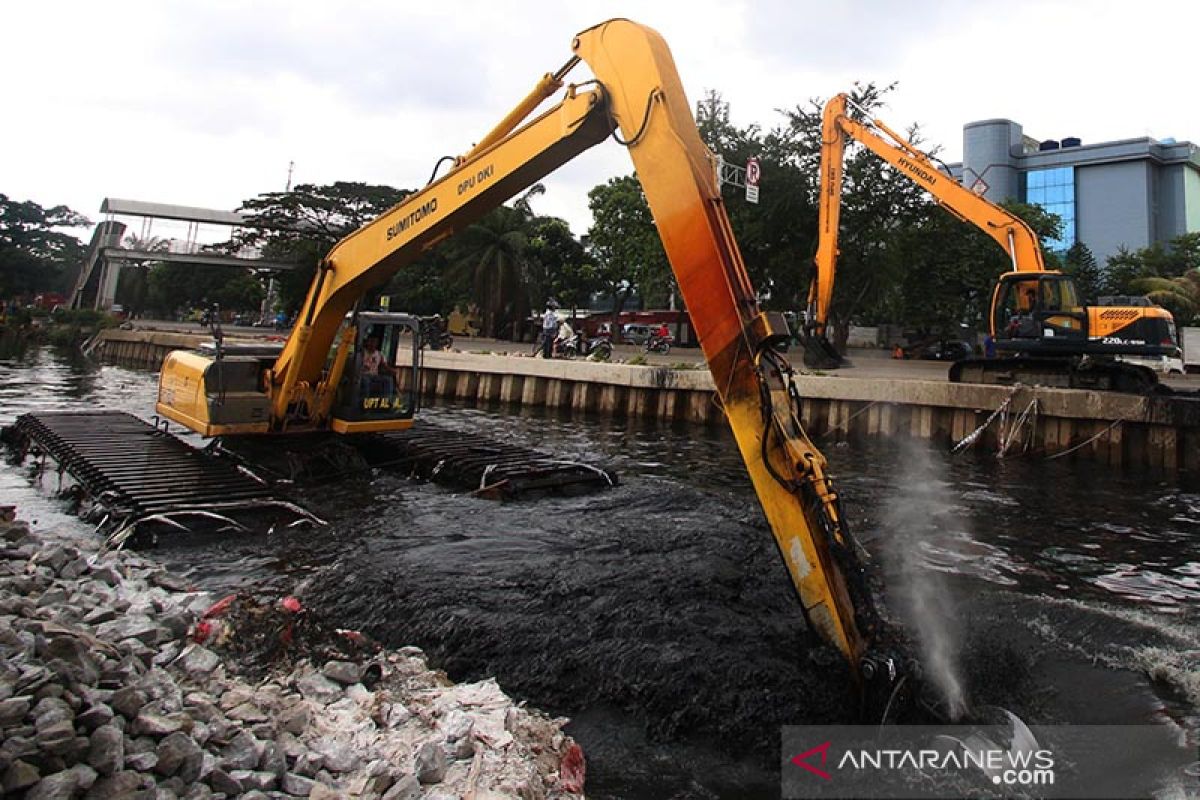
365 426 618 499
214 426 620 500
949 356 1160 393
2 411 318 541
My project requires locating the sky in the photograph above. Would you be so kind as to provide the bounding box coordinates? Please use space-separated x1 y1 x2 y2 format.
3 0 1198 241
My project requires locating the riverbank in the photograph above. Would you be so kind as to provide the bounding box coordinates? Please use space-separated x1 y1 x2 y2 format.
0 511 585 799
89 326 1200 471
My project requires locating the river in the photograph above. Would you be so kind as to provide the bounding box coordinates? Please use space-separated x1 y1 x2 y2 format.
2 342 1198 799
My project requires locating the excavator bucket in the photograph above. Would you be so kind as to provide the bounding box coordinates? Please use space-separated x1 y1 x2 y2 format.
800 333 846 369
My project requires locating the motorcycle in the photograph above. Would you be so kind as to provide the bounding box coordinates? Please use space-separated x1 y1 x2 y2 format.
644 334 672 355
559 332 612 361
418 315 453 351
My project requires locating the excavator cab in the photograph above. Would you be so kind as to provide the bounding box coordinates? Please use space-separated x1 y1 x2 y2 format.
991 272 1087 354
329 312 422 434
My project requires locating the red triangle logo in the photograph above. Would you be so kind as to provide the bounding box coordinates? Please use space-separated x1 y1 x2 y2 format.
790 741 832 780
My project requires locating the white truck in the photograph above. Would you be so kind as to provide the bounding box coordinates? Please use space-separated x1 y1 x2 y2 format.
1182 327 1200 373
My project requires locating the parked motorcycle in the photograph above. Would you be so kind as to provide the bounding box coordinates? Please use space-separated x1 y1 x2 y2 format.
418 315 453 350
559 332 612 361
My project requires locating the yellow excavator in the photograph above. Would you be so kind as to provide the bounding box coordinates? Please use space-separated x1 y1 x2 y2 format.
155 20 915 715
804 92 1178 392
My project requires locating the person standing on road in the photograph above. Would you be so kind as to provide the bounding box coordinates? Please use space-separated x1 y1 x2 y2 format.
541 302 559 359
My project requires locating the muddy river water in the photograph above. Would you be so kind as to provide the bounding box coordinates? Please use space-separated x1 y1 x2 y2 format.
2 344 1199 798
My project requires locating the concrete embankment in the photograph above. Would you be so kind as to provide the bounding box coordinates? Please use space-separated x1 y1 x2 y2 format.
89 328 1200 471
0 513 585 799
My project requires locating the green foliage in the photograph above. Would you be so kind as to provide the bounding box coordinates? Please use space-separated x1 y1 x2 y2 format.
0 194 90 298
58 307 112 325
1129 232 1200 279
144 263 265 316
1062 242 1101 303
1103 233 1200 316
524 216 595 313
114 235 168 317
1102 247 1144 297
1120 234 1200 324
893 201 1063 334
999 201 1064 260
697 90 816 308
779 83 936 342
384 248 453 316
45 308 119 348
448 202 534 338
1130 274 1200 324
227 180 594 340
236 181 413 313
1104 230 1200 289
586 175 670 323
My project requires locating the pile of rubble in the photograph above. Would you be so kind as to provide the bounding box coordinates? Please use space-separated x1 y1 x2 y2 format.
0 513 585 799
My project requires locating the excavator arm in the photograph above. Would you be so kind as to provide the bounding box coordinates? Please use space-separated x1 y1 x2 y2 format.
803 92 1176 393
573 23 901 693
805 93 1046 363
267 74 616 419
162 20 910 705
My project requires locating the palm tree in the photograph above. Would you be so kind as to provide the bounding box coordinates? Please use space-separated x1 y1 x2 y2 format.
449 185 544 338
1130 271 1200 325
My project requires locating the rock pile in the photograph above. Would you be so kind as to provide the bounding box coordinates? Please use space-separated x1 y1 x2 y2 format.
0 516 585 799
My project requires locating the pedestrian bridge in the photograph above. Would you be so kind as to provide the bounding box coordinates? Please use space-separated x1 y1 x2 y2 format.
70 197 297 311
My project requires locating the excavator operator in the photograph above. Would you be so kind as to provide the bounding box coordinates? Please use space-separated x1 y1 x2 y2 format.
359 336 396 398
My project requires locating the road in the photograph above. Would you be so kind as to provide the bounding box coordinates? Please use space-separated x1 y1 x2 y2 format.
128 318 1199 390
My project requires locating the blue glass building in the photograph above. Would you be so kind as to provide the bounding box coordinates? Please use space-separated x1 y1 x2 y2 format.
947 121 1200 264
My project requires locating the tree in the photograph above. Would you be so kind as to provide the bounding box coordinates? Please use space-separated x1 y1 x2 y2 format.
0 194 91 298
524 216 595 316
586 175 669 327
778 82 936 348
1101 246 1144 297
1102 232 1200 298
115 234 168 317
1130 272 1200 325
696 90 817 310
1112 233 1200 325
384 247 455 317
447 187 545 338
143 262 264 316
236 182 412 313
448 207 530 337
1062 242 1101 303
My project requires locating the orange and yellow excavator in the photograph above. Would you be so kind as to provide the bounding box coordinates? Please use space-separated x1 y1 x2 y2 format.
804 92 1177 391
154 19 915 715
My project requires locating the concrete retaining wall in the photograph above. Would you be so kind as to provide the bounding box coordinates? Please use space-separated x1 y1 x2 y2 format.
85 328 217 367
90 329 1200 472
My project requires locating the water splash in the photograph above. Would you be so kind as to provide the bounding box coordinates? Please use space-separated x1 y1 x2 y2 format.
880 444 968 720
